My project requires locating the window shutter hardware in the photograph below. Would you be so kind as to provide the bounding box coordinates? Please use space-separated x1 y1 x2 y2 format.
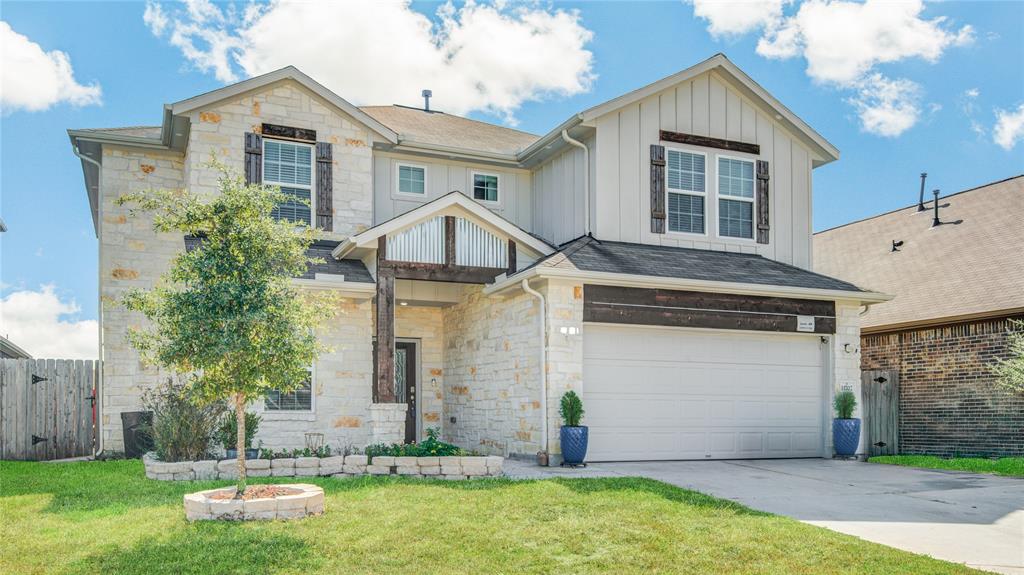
756 160 770 244
316 142 333 232
650 144 667 233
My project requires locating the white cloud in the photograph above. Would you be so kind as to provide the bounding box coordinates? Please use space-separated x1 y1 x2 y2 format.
0 21 102 113
689 0 785 37
144 0 595 124
993 104 1024 151
0 285 98 359
848 74 920 137
690 0 973 137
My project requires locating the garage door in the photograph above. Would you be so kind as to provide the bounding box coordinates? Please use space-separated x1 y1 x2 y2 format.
583 324 825 461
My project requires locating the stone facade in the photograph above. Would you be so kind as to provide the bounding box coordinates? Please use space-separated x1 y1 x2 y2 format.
833 301 866 454
861 316 1024 457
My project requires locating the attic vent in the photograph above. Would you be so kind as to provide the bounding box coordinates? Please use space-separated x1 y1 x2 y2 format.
917 172 928 212
891 240 903 252
422 89 432 112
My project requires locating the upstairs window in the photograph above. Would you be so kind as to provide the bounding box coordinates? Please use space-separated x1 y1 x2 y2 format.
718 157 755 239
473 173 499 202
264 139 313 225
397 164 426 195
666 149 706 234
265 368 313 411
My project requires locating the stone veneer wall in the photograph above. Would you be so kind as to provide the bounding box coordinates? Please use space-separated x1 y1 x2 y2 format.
442 286 544 455
832 301 866 454
861 316 1024 457
395 306 445 436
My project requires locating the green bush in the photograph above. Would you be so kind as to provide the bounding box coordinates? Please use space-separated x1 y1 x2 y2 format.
215 412 261 451
365 428 463 461
559 390 585 427
833 390 857 419
141 378 225 462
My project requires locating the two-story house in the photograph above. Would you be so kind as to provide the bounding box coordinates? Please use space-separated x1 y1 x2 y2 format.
69 54 887 463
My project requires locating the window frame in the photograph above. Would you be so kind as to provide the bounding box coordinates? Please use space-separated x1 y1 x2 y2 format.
714 154 757 242
663 146 709 238
262 364 316 416
470 170 501 205
262 138 316 226
395 162 429 198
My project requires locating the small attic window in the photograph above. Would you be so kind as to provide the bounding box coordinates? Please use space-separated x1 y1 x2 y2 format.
472 172 499 203
397 164 426 195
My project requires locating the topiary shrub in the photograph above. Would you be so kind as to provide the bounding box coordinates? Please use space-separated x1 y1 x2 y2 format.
559 390 585 427
141 377 225 462
833 390 857 419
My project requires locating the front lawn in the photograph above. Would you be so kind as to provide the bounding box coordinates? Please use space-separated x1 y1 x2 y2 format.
869 455 1024 477
0 460 980 574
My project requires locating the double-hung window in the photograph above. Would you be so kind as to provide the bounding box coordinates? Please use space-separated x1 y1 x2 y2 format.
717 157 755 239
472 172 499 202
265 368 313 412
263 139 313 225
397 164 426 195
666 149 706 234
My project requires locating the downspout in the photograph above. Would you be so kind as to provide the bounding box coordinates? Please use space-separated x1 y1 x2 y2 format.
561 130 590 237
73 144 104 457
521 278 548 464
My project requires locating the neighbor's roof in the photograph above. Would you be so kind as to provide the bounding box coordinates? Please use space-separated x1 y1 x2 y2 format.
71 126 162 140
535 236 866 293
814 175 1024 332
360 105 539 156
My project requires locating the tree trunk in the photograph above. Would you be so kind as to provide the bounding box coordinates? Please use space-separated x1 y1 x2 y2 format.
235 393 247 492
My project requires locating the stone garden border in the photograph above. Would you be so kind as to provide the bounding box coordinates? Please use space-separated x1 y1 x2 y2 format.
144 452 503 480
184 484 324 521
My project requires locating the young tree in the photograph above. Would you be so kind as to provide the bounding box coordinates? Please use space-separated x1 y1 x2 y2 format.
120 161 337 491
991 320 1024 396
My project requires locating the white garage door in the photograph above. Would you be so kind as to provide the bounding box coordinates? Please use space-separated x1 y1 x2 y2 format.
583 324 825 461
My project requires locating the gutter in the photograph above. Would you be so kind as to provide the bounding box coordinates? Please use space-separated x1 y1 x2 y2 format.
521 279 548 463
72 144 105 458
486 266 893 305
517 113 584 164
560 130 590 236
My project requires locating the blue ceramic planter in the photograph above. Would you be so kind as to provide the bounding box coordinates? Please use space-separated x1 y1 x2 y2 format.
832 418 861 456
560 426 589 464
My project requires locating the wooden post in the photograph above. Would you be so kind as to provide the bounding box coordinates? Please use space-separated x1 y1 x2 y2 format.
507 239 517 276
375 237 396 403
444 215 456 269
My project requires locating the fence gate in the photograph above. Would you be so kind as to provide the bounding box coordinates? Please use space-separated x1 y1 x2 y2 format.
0 359 98 461
862 369 899 457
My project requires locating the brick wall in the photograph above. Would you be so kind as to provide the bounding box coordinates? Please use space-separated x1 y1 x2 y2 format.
862 316 1024 457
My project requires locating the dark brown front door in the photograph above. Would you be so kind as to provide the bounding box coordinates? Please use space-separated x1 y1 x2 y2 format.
395 341 417 444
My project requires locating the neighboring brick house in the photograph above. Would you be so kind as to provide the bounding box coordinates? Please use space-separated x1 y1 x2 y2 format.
69 54 888 463
815 175 1024 457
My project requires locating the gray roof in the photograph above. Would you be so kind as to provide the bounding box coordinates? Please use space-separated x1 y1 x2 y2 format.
183 237 372 283
360 105 539 156
537 236 866 293
72 126 163 140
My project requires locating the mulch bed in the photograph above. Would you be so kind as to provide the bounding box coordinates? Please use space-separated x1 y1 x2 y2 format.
208 485 303 501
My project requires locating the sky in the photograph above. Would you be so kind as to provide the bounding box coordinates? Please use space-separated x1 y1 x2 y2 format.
1 0 1022 358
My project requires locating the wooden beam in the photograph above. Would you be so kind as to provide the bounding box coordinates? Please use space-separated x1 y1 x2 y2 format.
659 130 760 155
375 237 396 403
507 239 517 275
261 123 316 143
583 285 836 334
390 261 506 284
444 215 456 268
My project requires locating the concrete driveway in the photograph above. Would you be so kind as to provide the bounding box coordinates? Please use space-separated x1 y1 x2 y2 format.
505 458 1024 574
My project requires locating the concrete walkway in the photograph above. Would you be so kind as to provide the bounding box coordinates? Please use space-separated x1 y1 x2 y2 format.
504 458 1024 574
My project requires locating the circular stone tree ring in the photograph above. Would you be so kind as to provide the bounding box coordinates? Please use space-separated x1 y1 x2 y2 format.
184 484 324 521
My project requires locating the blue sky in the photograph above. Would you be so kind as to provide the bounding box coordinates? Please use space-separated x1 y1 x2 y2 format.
1 0 1022 356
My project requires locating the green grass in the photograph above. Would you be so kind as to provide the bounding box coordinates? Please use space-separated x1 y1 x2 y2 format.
869 455 1024 477
0 460 981 574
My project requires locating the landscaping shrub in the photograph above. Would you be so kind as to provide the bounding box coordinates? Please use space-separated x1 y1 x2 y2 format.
365 428 463 460
833 390 857 419
141 378 225 462
215 412 261 451
560 390 585 426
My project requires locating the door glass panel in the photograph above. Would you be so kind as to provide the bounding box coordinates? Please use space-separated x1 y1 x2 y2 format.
395 348 407 401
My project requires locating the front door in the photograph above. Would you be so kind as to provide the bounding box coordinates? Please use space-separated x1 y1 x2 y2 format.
395 341 417 444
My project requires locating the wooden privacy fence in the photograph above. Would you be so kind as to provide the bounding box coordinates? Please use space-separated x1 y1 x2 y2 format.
863 369 899 457
0 359 98 461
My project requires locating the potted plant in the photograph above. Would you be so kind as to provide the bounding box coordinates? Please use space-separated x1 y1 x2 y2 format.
217 412 262 460
559 391 588 466
832 390 860 457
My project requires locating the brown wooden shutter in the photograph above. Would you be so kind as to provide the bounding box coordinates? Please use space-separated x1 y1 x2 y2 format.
650 144 666 234
756 160 770 244
244 132 263 185
315 142 333 231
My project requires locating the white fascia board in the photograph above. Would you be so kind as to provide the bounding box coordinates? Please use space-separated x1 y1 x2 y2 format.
291 278 375 297
169 66 399 144
484 266 892 304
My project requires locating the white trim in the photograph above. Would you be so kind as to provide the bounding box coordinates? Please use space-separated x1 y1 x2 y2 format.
714 154 757 242
663 146 709 238
394 162 429 198
263 138 316 226
291 278 375 297
469 170 501 206
484 265 893 304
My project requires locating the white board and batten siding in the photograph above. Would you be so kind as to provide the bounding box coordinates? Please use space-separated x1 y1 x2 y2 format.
386 215 509 270
591 70 815 269
529 136 596 247
372 152 533 231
